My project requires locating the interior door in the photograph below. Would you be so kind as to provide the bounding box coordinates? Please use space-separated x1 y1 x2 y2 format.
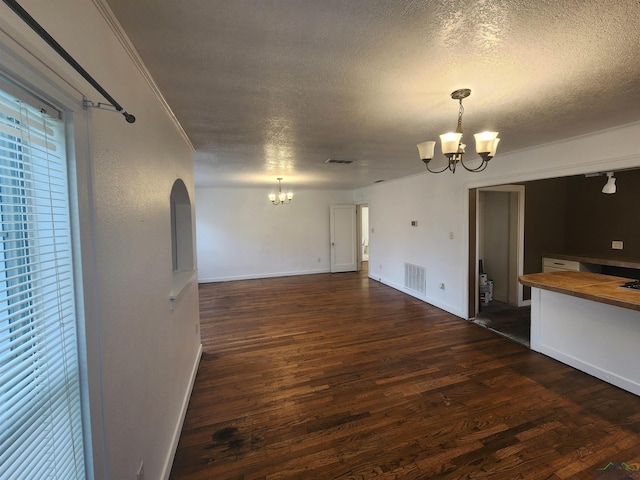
330 204 357 273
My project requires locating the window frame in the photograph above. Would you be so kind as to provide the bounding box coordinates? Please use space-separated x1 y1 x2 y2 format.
0 28 107 480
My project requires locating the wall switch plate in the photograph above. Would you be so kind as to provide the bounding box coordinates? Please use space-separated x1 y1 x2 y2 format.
612 241 623 250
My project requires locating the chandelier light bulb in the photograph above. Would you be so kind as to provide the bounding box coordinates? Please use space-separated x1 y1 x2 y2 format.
489 137 500 157
440 132 463 155
474 131 499 154
417 141 436 161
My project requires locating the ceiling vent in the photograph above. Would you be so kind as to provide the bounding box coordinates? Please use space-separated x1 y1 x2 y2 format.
325 158 354 165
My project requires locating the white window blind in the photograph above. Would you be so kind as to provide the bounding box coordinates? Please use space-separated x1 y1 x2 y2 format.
0 81 86 479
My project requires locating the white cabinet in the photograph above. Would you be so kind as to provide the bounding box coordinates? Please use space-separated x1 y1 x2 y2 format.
543 257 580 272
542 257 600 273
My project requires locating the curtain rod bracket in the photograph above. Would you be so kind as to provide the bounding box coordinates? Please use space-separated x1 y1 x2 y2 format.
83 99 136 123
3 0 136 124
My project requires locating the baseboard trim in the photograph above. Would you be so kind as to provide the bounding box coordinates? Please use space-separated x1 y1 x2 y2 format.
370 274 465 319
160 343 202 480
199 268 331 283
535 343 640 397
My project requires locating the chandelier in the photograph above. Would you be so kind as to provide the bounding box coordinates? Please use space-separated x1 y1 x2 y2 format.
268 177 293 205
417 89 500 173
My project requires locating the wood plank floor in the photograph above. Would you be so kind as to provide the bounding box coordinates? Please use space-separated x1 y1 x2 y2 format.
474 301 531 347
170 272 640 479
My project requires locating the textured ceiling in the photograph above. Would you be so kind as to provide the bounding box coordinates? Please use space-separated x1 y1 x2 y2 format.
104 0 640 189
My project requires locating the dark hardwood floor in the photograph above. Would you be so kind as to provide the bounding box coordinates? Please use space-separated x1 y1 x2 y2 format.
474 301 531 347
170 271 640 479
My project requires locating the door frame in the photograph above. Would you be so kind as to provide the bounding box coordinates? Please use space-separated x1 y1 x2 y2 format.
330 204 357 273
356 203 369 270
469 184 528 318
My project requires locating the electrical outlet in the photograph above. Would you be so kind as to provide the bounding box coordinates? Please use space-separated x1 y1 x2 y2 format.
317 257 321 263
449 232 454 240
612 241 623 250
136 462 144 480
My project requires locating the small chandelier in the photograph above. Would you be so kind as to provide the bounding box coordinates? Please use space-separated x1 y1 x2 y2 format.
268 177 293 205
417 89 500 173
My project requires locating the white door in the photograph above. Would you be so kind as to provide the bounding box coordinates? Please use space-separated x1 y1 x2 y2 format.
330 204 357 273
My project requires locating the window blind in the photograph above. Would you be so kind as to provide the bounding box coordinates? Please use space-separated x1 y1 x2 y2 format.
0 81 86 479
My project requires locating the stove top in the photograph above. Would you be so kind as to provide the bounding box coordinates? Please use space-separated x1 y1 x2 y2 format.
619 280 640 290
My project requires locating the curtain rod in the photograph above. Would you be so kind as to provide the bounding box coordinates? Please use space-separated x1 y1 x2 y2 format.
2 0 136 123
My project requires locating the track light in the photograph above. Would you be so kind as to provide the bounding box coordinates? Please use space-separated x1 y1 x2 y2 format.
602 172 616 194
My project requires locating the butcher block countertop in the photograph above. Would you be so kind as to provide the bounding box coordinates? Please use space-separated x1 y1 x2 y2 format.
519 271 640 311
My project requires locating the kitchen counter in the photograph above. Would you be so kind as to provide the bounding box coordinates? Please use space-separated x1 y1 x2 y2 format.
519 271 640 311
520 271 640 397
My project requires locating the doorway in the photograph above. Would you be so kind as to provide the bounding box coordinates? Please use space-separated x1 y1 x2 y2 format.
357 204 369 272
330 204 357 273
469 185 530 345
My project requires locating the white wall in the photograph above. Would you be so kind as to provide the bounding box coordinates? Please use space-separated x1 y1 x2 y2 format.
196 187 354 281
355 122 640 319
0 2 201 479
482 191 510 303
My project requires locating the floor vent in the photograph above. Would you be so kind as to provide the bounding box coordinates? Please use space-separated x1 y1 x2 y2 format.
404 262 426 294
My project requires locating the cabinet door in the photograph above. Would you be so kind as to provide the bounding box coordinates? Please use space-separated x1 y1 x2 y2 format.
543 258 580 271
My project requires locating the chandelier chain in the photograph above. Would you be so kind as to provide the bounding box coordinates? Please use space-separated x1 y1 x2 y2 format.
457 100 464 134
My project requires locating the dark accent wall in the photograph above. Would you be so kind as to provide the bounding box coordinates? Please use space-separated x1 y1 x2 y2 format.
521 177 568 299
565 169 640 259
523 177 568 273
479 169 638 304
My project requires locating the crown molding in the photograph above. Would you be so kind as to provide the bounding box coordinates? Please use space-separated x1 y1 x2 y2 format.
90 0 193 151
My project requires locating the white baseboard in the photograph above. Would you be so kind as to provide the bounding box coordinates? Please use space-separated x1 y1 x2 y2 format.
199 268 331 283
160 343 202 480
370 274 465 319
535 343 640 397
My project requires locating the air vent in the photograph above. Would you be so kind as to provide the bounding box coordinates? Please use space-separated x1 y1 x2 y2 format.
325 159 354 165
374 179 385 183
404 262 426 295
